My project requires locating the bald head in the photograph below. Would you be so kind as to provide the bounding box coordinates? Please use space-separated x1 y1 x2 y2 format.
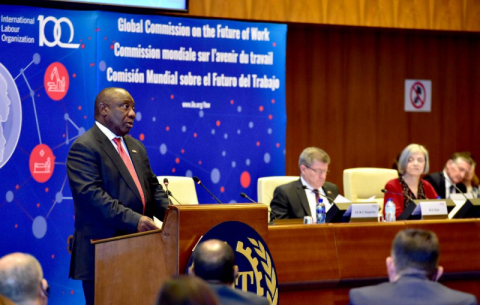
94 87 130 118
192 239 235 285
0 253 44 303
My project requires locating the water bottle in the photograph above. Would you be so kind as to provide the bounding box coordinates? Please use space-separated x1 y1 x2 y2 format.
316 198 326 224
385 199 396 222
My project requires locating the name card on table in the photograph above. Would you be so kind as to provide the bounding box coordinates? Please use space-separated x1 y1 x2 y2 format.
345 203 379 222
413 201 448 220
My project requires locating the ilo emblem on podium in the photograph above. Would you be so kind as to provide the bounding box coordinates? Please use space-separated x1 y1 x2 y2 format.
186 221 279 305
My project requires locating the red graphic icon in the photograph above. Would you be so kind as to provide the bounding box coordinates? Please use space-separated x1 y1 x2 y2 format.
410 82 426 109
29 144 55 183
44 62 69 101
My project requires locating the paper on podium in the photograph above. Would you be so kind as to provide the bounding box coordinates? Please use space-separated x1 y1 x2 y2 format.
153 216 163 228
333 195 351 203
329 195 350 212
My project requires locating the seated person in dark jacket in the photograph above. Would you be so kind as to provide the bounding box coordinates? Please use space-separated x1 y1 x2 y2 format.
349 229 477 305
270 147 339 219
424 152 474 198
189 239 269 305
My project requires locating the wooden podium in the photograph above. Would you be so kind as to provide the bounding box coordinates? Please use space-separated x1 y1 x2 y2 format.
92 204 268 305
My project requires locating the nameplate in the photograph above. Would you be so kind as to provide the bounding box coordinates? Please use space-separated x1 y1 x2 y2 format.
347 203 379 222
413 201 448 219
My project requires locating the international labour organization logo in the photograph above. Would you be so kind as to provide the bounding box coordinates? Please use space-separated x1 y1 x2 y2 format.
187 221 279 304
0 63 22 169
38 15 80 49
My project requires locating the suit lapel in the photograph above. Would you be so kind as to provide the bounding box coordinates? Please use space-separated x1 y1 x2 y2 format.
294 180 311 216
93 125 142 203
322 184 332 203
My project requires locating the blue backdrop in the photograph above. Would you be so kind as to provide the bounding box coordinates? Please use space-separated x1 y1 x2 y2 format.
0 4 286 304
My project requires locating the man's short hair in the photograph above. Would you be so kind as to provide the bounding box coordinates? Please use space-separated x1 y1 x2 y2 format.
450 152 474 166
391 229 439 275
397 144 430 175
0 253 43 303
94 87 126 118
156 275 218 305
298 147 330 169
192 240 235 284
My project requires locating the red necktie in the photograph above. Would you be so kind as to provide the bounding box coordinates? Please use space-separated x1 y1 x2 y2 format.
113 138 145 214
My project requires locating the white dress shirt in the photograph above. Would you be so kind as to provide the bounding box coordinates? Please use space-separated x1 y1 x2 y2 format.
95 121 133 163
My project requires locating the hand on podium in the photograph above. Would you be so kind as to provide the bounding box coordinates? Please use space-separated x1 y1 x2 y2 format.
136 216 159 232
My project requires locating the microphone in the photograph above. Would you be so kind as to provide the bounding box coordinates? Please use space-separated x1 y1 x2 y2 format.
193 176 222 204
163 178 172 205
442 174 469 201
167 190 183 205
381 189 415 203
240 192 256 203
240 192 277 223
302 185 335 203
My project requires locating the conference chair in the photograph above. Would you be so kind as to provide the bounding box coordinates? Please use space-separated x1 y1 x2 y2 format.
156 176 199 205
155 176 199 227
257 176 299 207
343 168 398 213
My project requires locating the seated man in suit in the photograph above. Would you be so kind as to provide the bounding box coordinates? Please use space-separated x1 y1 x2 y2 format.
424 152 474 198
0 252 49 305
189 239 269 305
349 229 477 305
270 147 339 219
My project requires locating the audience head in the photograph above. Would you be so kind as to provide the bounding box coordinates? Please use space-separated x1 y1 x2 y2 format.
445 152 474 184
156 275 219 305
190 239 237 285
94 87 136 137
298 147 330 189
0 253 49 305
386 229 442 282
397 144 430 176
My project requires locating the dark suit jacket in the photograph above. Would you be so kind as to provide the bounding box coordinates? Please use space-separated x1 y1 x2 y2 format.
67 124 169 280
349 274 477 305
424 172 467 199
270 179 340 219
209 284 269 305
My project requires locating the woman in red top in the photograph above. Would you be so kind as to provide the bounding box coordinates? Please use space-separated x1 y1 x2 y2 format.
384 144 438 218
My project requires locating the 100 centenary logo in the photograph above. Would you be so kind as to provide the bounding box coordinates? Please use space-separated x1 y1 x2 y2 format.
38 15 80 49
186 221 279 305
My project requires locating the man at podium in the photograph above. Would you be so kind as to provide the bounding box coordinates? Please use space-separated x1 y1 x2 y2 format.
66 88 170 305
270 147 339 219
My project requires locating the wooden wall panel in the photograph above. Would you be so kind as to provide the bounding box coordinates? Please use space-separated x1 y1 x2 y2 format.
183 0 480 32
285 25 480 193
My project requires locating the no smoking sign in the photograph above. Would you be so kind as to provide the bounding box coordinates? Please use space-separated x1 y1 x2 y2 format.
404 79 431 112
